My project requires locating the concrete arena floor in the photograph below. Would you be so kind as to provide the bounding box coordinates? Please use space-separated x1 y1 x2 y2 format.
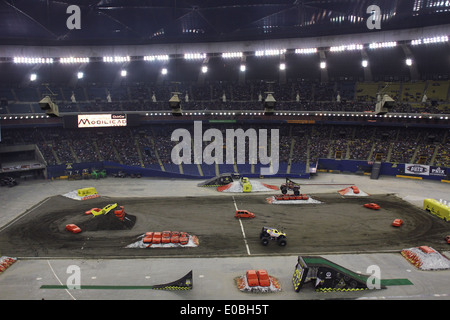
0 173 449 302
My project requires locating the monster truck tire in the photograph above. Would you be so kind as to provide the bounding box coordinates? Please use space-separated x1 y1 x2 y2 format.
277 236 287 246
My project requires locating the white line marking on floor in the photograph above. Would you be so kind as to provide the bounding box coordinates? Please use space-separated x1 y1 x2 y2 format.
232 196 238 210
46 260 76 300
232 196 251 256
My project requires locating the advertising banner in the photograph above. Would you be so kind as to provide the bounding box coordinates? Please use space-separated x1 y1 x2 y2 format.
429 166 448 177
404 163 429 176
77 114 127 128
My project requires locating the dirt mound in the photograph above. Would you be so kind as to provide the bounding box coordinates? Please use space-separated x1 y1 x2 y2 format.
77 213 136 231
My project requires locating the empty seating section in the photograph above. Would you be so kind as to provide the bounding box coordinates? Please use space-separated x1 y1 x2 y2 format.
355 82 379 102
426 81 449 102
1 80 449 114
402 81 427 102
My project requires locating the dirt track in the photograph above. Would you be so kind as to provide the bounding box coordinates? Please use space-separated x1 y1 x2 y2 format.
0 192 448 258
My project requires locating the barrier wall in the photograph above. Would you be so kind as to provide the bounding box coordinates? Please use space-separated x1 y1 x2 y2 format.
46 161 310 180
46 158 447 181
317 158 450 181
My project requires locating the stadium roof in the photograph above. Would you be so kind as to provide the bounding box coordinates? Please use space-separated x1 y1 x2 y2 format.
1 0 450 46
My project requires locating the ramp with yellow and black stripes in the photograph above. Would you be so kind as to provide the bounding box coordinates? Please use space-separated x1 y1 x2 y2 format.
292 256 412 292
40 270 193 291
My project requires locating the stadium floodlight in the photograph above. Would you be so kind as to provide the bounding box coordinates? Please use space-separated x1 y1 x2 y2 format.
121 70 127 77
14 57 53 64
330 44 363 52
30 73 37 81
405 58 413 66
295 48 317 54
412 35 448 45
77 72 84 79
423 35 448 44
161 68 168 75
320 61 326 69
60 57 90 64
279 63 286 70
201 65 208 73
144 55 169 61
369 41 397 49
255 49 286 57
184 53 206 60
362 60 368 68
103 56 130 63
240 64 246 72
222 52 243 58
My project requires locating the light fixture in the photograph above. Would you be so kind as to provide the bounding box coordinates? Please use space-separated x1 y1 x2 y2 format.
121 70 127 77
295 48 317 54
184 53 206 60
255 49 286 56
320 62 326 69
77 72 84 79
405 58 413 66
144 55 169 61
369 41 397 49
411 36 448 46
201 66 208 73
222 52 243 58
279 63 286 70
60 57 90 64
30 74 37 81
161 68 168 75
330 44 363 52
103 56 130 63
362 60 368 68
240 65 246 72
14 57 53 64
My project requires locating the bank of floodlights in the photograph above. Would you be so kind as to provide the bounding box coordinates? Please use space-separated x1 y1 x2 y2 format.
144 55 169 61
14 57 54 64
60 57 90 64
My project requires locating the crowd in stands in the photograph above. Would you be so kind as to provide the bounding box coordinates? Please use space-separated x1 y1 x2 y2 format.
2 124 448 169
1 79 449 115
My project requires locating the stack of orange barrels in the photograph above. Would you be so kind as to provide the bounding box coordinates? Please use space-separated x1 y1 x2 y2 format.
0 256 17 274
114 206 125 221
246 269 270 287
401 249 423 268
